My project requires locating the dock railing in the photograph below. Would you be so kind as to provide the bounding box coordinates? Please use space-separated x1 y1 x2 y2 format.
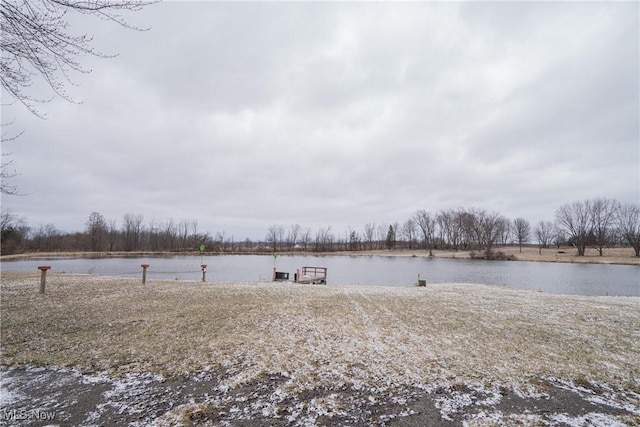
296 266 327 284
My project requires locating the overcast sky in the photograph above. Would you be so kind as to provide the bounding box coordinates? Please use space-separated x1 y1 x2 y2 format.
2 1 639 241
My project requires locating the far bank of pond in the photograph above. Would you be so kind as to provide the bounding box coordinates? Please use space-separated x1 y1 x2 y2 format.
2 253 638 296
2 246 638 265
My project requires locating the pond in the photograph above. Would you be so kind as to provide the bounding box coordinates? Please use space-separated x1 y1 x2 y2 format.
2 255 638 296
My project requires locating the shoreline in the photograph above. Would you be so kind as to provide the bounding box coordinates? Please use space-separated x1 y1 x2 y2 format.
2 245 639 266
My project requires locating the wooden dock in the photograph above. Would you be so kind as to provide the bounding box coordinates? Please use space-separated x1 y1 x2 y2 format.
295 266 327 285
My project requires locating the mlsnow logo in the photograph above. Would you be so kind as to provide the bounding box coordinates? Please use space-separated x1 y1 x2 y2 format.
1 408 57 421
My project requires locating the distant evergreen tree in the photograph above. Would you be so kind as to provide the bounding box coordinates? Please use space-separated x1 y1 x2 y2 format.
385 225 395 250
349 230 359 251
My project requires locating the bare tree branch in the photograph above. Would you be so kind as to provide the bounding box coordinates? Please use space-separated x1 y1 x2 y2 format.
0 0 154 194
1 0 154 117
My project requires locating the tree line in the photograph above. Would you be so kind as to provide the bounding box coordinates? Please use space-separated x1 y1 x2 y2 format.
265 198 639 257
2 198 639 257
1 213 224 255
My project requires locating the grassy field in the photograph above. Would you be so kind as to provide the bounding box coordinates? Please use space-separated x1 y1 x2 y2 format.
1 272 639 425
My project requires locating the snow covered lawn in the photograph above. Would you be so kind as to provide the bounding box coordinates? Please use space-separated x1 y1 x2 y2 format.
1 272 639 425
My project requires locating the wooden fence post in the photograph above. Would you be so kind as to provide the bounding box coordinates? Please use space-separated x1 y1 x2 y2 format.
141 264 149 284
38 266 51 294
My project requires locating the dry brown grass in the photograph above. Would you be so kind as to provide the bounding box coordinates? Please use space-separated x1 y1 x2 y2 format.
2 271 639 398
489 246 639 265
3 246 638 265
346 246 640 265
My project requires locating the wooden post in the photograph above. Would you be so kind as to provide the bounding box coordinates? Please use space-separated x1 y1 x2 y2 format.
201 264 207 282
272 267 276 282
295 268 300 283
38 266 51 294
141 264 149 284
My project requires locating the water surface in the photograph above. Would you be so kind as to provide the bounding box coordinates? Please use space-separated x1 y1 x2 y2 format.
2 255 638 296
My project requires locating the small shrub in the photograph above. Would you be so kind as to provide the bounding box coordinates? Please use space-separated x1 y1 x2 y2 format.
469 250 516 261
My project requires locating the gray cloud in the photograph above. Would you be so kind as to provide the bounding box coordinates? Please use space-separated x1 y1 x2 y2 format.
3 2 638 240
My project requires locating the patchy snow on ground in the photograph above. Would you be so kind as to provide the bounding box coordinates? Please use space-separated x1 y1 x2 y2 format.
0 370 19 407
1 273 639 425
550 412 632 427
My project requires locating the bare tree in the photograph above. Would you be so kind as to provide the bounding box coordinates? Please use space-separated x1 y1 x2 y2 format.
401 218 417 249
477 210 509 254
0 131 21 195
107 218 118 251
122 213 143 251
512 218 531 252
189 219 199 249
0 156 17 195
363 223 375 251
413 210 436 256
266 224 284 252
1 0 152 193
1 0 152 116
161 218 176 251
32 223 59 251
177 219 189 251
499 218 512 247
146 219 160 251
287 224 301 250
276 225 286 251
376 223 388 250
552 224 566 249
457 208 478 250
324 226 335 251
555 200 594 256
214 231 225 252
591 198 618 256
314 226 333 252
313 227 322 252
616 203 640 257
534 220 554 253
300 227 312 252
437 209 462 250
1 210 29 254
347 227 360 251
85 211 107 251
